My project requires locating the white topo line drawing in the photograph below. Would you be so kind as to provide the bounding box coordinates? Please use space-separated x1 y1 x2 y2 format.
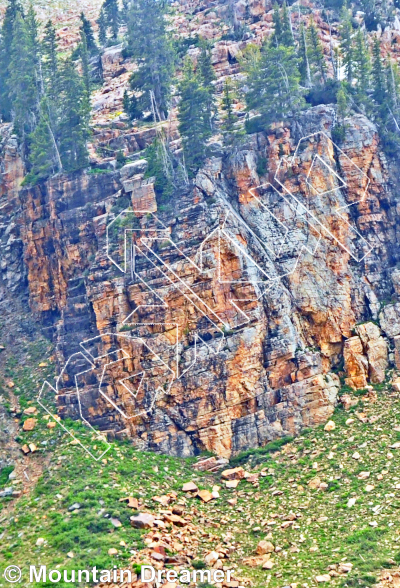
37 130 374 460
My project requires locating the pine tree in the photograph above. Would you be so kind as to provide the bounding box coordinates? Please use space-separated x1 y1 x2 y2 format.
57 58 90 171
178 58 212 175
80 12 97 54
271 3 282 47
386 58 400 113
307 17 327 85
103 0 119 40
221 78 236 135
41 19 60 158
0 0 23 121
244 42 305 126
298 22 311 86
97 8 107 46
26 4 40 68
24 100 57 184
80 30 91 97
340 5 354 83
42 20 58 95
9 10 39 136
127 0 175 120
353 28 370 101
121 0 130 23
197 39 216 129
271 3 293 48
280 3 294 48
332 82 348 143
337 83 348 121
371 37 385 105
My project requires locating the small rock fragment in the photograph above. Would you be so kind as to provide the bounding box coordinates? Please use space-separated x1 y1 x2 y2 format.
205 551 219 565
23 418 37 431
182 481 198 492
225 480 240 489
256 541 274 555
324 421 336 432
130 513 155 529
197 489 214 502
221 467 245 480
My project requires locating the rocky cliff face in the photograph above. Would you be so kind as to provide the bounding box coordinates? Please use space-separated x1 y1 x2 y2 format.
2 100 400 459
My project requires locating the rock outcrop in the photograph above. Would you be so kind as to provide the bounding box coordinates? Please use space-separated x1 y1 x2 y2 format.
2 100 400 458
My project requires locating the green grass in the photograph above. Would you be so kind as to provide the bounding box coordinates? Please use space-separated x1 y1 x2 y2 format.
1 335 400 588
0 466 14 489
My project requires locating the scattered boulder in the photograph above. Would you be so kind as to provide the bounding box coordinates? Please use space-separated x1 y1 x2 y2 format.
197 489 214 503
120 496 139 509
339 563 353 574
308 477 321 489
23 418 37 431
130 513 155 529
163 513 186 526
256 540 274 555
205 551 219 565
182 481 198 493
23 406 37 415
225 479 240 489
324 420 336 432
221 467 245 480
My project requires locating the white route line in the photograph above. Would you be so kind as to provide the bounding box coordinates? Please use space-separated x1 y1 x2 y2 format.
38 129 374 459
274 131 372 262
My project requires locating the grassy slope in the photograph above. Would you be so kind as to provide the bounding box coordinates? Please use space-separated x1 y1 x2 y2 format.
1 334 400 588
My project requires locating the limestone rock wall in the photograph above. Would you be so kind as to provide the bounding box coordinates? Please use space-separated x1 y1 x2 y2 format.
1 105 400 457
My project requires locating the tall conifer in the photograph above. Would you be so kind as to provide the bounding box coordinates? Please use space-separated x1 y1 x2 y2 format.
177 58 212 175
307 17 327 84
127 0 175 119
80 12 97 54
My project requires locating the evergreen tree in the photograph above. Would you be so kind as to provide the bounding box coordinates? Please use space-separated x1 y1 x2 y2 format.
97 8 107 46
298 23 311 86
177 58 212 175
9 10 39 136
80 12 97 54
354 28 370 101
197 39 216 129
271 3 282 47
42 20 58 95
371 37 385 105
26 4 40 68
271 2 293 47
337 82 348 121
41 19 60 156
280 3 294 47
24 100 57 184
103 0 119 40
386 58 400 113
127 0 175 120
307 17 327 85
221 78 236 135
332 82 348 143
80 30 91 97
340 5 354 83
121 0 130 23
57 58 90 171
244 42 305 126
0 0 23 121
